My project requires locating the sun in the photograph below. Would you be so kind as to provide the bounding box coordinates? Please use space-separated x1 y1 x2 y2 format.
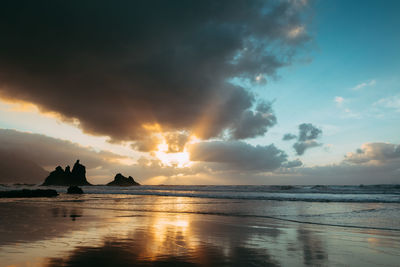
154 135 199 168
155 141 191 168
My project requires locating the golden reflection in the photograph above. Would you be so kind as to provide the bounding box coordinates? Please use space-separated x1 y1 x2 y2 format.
367 237 379 245
131 197 198 261
3 196 400 267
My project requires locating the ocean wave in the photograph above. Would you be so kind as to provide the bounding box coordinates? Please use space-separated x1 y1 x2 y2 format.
64 188 400 203
2 184 400 203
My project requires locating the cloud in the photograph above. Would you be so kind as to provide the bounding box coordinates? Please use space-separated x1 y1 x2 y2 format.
283 123 322 155
0 152 47 184
288 142 400 184
0 129 126 179
351 79 376 90
230 101 277 139
131 136 161 153
164 133 190 153
293 123 322 155
297 123 322 142
287 161 400 185
189 140 288 172
107 142 400 185
282 159 303 168
374 94 400 112
334 96 344 106
288 26 305 38
345 142 400 164
293 140 321 156
282 133 297 141
332 96 362 119
0 1 311 146
1 129 399 185
0 128 295 185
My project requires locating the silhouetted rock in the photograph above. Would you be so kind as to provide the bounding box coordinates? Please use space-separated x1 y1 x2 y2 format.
67 186 84 194
65 165 71 174
42 160 91 186
107 173 140 186
71 160 87 184
0 189 58 198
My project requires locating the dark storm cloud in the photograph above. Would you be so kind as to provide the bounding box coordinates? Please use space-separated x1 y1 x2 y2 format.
285 123 322 155
0 0 311 144
189 140 288 171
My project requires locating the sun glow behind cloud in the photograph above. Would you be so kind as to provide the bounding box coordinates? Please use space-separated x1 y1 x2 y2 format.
0 97 200 170
154 136 200 168
0 98 144 161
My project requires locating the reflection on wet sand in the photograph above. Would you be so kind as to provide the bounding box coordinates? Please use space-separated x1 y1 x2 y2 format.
1 196 400 266
0 203 85 247
45 212 280 267
297 226 326 265
51 207 83 221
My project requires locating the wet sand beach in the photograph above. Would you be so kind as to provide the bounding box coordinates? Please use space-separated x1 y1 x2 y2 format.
1 192 399 267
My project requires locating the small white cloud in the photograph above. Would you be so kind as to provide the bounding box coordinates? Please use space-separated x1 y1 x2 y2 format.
332 97 361 118
374 94 400 112
352 79 376 90
334 96 344 106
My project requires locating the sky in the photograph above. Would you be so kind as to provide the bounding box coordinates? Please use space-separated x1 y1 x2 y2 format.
0 0 399 185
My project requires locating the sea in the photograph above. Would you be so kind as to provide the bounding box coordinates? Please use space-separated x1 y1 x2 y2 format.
1 184 400 230
1 184 400 266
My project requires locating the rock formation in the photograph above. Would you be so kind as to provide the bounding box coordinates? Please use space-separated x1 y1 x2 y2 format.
67 185 84 194
0 189 58 198
107 173 140 186
42 160 91 186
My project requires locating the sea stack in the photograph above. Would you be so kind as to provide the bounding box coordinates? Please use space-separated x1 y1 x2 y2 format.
67 185 84 194
42 160 92 186
107 173 140 186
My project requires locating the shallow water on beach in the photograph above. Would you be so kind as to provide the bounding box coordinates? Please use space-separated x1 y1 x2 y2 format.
1 189 400 267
